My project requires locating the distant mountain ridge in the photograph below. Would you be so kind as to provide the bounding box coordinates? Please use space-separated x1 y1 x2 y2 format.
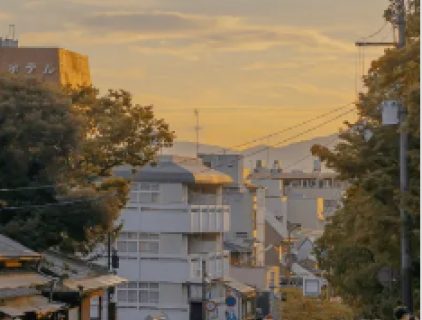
162 134 338 172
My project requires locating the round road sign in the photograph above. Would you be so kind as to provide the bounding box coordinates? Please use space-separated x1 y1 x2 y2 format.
205 300 216 312
225 296 237 307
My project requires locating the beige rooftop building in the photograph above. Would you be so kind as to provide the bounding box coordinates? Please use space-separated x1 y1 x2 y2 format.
0 37 91 87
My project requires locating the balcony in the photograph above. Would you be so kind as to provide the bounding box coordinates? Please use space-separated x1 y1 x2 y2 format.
189 251 230 282
119 204 230 234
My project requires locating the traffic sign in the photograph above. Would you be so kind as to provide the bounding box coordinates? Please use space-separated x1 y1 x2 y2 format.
205 300 216 312
225 296 237 307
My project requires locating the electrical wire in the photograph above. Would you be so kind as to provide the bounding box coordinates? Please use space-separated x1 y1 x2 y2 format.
1 192 117 211
195 108 355 175
358 21 389 41
0 101 355 194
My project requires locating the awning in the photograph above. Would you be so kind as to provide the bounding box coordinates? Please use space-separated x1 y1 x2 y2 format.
0 296 65 316
64 274 127 291
0 273 50 289
224 277 255 294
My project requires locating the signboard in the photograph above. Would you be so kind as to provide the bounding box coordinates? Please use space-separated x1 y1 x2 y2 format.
303 278 321 297
225 296 236 307
264 315 274 320
205 300 216 312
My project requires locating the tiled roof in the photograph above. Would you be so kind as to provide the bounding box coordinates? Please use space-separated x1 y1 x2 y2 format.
113 156 233 185
0 234 40 260
0 273 50 290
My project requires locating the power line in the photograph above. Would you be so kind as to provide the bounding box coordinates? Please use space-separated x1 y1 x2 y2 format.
196 108 355 175
0 102 355 193
1 192 117 211
225 102 354 151
359 21 389 41
282 134 340 171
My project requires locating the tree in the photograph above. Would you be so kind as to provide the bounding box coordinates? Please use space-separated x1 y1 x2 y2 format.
311 1 420 318
0 75 175 253
277 288 354 320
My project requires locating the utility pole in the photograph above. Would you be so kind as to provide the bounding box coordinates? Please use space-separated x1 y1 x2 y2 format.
354 0 412 312
107 232 112 320
396 0 413 313
202 259 207 320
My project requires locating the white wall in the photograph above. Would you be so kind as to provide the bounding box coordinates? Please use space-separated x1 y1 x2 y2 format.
139 258 190 283
160 234 186 254
188 233 222 254
159 283 186 304
159 183 186 204
287 198 324 231
223 190 254 242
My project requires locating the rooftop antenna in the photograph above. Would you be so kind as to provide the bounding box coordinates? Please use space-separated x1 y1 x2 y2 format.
194 109 200 157
8 24 15 40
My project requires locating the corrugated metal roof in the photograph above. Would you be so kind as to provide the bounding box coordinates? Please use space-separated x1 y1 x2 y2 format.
64 274 127 291
223 277 255 294
0 273 50 289
0 234 40 260
0 296 65 316
0 287 39 299
113 156 233 185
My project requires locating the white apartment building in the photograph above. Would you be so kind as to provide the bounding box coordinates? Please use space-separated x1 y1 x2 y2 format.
199 153 266 267
248 159 346 272
109 155 233 320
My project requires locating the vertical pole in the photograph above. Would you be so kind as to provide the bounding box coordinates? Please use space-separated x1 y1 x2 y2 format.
202 259 207 320
107 232 112 320
287 227 292 281
396 0 413 313
195 109 199 157
98 296 103 320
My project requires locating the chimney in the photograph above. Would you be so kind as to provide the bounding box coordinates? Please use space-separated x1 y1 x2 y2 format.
271 160 283 173
256 160 264 169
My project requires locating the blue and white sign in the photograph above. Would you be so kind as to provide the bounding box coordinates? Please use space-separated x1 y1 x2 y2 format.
225 296 236 307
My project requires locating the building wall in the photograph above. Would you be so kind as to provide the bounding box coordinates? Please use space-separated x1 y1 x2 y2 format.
223 189 254 243
264 221 282 270
0 47 91 87
199 154 244 187
287 198 324 231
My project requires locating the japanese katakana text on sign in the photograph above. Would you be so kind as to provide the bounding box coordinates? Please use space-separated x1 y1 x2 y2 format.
7 63 56 75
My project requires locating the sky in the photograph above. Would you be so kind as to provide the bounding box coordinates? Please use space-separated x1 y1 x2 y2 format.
1 0 391 148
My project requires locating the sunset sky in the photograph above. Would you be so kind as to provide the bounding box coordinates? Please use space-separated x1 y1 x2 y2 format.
2 0 390 148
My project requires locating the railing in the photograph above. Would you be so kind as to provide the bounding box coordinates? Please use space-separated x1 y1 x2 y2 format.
189 251 230 282
120 204 230 233
188 192 221 205
190 205 230 233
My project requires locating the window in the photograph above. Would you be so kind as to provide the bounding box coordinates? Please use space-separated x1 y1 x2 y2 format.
139 282 160 304
117 281 138 303
129 182 160 204
204 161 212 168
323 199 338 209
117 232 138 253
138 233 160 253
235 232 248 239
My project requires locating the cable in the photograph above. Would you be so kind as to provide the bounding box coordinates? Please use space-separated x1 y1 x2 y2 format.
196 108 355 175
359 21 388 41
282 134 340 171
0 103 355 193
1 192 117 211
225 102 354 151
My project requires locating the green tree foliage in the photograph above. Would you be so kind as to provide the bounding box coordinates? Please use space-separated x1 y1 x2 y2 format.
277 288 354 320
311 1 420 318
0 75 174 253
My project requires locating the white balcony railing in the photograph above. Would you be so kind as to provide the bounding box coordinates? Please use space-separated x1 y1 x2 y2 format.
119 204 230 233
189 250 230 282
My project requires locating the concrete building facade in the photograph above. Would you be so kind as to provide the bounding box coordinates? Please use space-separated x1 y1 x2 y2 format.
107 156 233 320
0 43 91 87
